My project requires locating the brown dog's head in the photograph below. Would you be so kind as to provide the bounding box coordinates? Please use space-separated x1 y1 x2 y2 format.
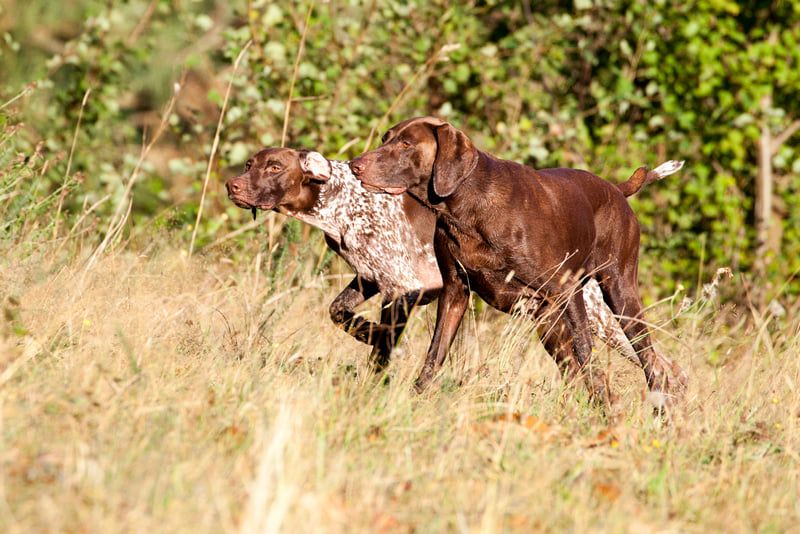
225 147 331 218
349 117 479 201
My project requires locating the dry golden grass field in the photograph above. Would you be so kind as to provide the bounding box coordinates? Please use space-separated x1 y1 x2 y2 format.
3 2 800 531
1 229 798 533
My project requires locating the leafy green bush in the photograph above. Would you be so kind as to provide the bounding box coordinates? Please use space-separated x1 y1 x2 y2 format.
2 0 799 298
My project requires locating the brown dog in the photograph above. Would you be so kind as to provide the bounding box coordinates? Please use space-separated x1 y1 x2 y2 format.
350 117 687 406
225 147 654 386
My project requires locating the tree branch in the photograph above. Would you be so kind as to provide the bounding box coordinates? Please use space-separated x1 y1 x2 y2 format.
771 119 800 154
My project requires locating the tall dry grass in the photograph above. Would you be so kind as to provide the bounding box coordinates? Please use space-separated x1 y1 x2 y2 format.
3 4 799 530
0 230 798 532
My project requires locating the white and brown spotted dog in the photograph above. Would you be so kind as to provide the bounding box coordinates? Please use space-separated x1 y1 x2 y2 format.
226 147 639 375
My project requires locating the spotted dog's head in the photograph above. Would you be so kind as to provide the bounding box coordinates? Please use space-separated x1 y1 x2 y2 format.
225 148 331 219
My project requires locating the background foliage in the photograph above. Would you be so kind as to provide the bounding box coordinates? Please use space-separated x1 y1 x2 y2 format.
2 0 800 298
3 2 800 532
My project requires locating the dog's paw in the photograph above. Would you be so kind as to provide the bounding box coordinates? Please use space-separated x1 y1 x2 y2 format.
647 365 688 417
413 368 435 394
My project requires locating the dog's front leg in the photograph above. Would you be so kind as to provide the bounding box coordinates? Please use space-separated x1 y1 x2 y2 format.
415 235 469 392
329 276 384 345
369 291 420 372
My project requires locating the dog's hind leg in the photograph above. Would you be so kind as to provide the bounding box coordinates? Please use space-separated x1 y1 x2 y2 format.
536 292 615 407
583 279 639 364
597 266 688 409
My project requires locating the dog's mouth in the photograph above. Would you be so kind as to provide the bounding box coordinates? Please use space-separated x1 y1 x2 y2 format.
384 187 406 195
359 180 406 195
230 197 251 208
228 195 276 220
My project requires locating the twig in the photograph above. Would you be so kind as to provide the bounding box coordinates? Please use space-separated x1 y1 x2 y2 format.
84 72 187 274
126 0 159 47
246 0 263 57
189 40 252 256
63 89 90 183
771 119 800 154
53 88 91 240
0 82 37 111
0 338 42 388
205 218 262 249
54 194 111 256
336 137 362 156
281 3 315 147
363 43 460 151
328 0 376 113
290 94 328 103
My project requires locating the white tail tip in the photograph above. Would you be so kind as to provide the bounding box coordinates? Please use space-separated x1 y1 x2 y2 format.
651 160 685 179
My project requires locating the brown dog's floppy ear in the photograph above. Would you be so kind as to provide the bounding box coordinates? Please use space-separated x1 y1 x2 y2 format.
299 151 332 183
432 123 478 198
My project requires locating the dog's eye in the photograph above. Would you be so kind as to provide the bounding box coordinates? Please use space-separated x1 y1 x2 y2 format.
269 164 282 173
400 140 411 148
244 160 252 171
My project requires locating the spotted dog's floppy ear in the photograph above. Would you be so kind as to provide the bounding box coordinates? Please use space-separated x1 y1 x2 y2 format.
432 123 479 198
299 151 332 183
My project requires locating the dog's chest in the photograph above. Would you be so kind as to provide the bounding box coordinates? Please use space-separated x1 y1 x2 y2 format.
438 219 540 310
440 218 506 273
310 162 433 296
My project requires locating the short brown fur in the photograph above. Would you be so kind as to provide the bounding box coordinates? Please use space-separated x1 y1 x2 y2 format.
350 117 687 405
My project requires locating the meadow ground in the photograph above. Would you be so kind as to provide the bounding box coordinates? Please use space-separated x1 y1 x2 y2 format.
3 3 799 531
0 231 798 533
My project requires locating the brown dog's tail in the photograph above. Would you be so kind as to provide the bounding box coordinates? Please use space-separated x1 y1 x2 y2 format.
617 160 684 197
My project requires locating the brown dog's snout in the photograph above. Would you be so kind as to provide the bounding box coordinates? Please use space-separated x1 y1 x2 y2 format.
226 179 242 196
349 159 366 176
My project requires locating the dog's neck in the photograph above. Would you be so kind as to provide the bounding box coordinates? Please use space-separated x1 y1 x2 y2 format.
278 183 321 214
279 160 350 241
403 154 489 241
405 183 480 245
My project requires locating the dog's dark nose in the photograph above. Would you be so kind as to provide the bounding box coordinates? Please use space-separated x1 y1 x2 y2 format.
226 180 241 195
350 160 365 176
